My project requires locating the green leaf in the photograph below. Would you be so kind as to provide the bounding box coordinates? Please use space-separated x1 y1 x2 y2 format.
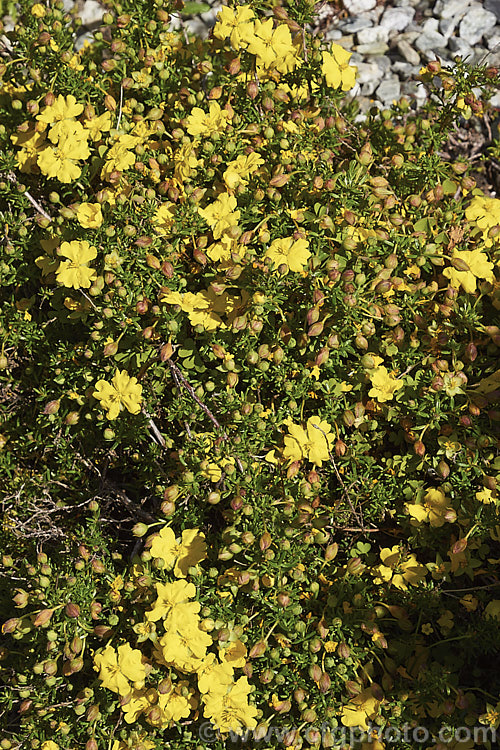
181 1 211 14
442 179 457 194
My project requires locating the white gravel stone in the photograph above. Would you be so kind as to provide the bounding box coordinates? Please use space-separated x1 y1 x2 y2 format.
397 38 421 64
437 0 473 19
357 41 390 55
392 61 419 76
485 0 500 20
379 6 415 33
356 60 385 84
416 29 447 51
75 0 103 26
459 5 497 45
342 18 374 33
376 77 402 103
324 29 344 41
449 36 476 59
490 91 500 107
357 26 390 45
343 0 377 13
486 32 500 50
438 17 459 39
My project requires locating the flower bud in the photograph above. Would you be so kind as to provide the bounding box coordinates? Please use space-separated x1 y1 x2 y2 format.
65 603 80 618
249 640 267 658
309 664 322 682
34 609 54 627
247 80 259 100
260 532 272 551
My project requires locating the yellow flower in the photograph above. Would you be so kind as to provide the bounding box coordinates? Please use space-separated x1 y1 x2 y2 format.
443 248 495 293
146 579 200 623
465 195 500 247
264 236 311 274
94 643 148 696
121 687 157 724
202 676 258 734
219 639 247 669
368 365 403 402
162 289 226 331
322 44 357 91
37 94 83 127
159 617 213 672
484 600 500 621
10 128 46 173
341 687 381 730
93 370 143 420
213 5 255 49
371 545 427 590
283 415 333 466
223 152 264 191
37 125 90 182
101 135 138 178
198 656 234 694
476 487 497 504
84 110 113 141
152 202 176 234
407 487 456 527
186 101 230 139
174 140 199 183
76 202 103 228
247 19 296 70
55 240 97 289
149 527 207 578
198 192 240 239
157 681 198 723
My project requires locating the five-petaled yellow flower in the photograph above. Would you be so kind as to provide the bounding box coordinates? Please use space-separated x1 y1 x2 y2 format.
283 416 333 466
94 370 143 420
55 240 97 289
149 526 207 578
368 366 404 403
76 202 103 229
407 487 456 527
94 643 148 696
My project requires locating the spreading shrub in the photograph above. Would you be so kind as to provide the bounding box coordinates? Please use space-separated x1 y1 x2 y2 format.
1 1 500 749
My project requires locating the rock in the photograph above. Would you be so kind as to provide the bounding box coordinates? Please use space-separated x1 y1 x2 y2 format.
343 0 377 13
486 32 500 51
342 18 373 33
376 77 402 103
357 26 390 45
75 30 94 51
437 0 473 19
439 17 459 39
449 36 476 60
324 28 344 41
357 41 390 55
415 30 447 52
421 17 440 34
490 91 500 107
459 5 497 45
336 34 355 49
392 61 419 76
397 30 421 43
376 56 393 73
397 38 421 65
356 60 385 84
75 0 103 26
485 0 500 20
401 80 428 102
379 6 415 33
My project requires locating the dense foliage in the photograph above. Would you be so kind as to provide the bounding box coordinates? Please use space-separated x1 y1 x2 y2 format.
1 1 500 749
